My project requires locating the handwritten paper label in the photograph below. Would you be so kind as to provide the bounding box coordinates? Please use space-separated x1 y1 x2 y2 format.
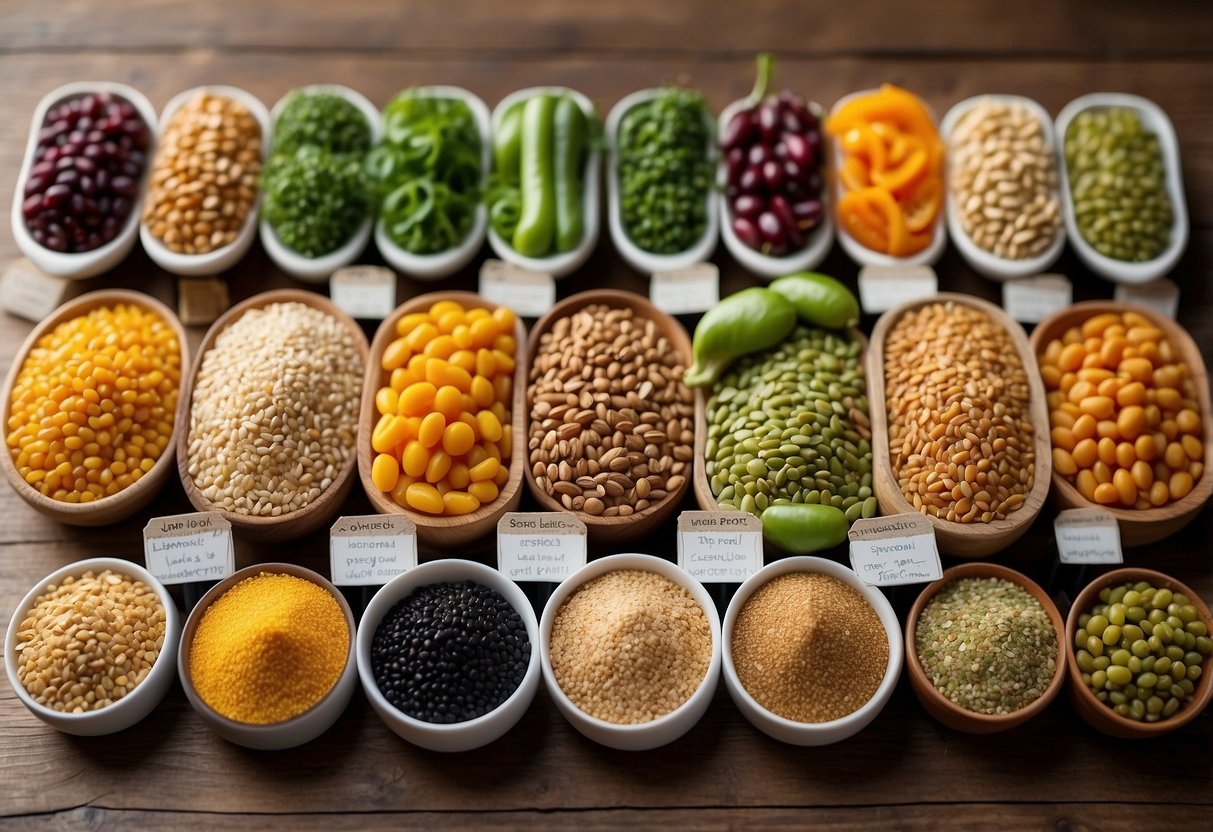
650 263 720 315
0 258 78 322
1055 508 1123 565
177 276 230 326
857 265 938 314
330 266 396 320
848 513 942 586
479 259 555 318
1115 278 1179 321
676 511 763 583
330 515 417 586
143 512 234 585
1002 273 1073 324
497 512 586 582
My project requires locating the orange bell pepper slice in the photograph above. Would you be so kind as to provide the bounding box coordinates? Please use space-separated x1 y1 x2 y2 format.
840 124 886 172
871 134 928 195
903 175 942 234
839 155 872 192
826 84 938 146
838 187 908 255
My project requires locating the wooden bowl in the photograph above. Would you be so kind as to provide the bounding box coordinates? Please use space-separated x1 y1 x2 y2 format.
905 562 1066 733
358 291 527 548
1 289 190 526
867 293 1052 558
175 289 368 542
1065 567 1213 739
1028 301 1212 547
524 290 694 543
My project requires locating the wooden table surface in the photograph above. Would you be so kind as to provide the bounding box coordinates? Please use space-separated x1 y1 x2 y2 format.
2 2 1211 829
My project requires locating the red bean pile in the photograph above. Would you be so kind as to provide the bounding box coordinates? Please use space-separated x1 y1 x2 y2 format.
21 93 150 254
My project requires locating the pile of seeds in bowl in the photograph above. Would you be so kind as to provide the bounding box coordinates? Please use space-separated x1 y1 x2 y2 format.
185 301 363 517
915 576 1058 715
14 569 167 713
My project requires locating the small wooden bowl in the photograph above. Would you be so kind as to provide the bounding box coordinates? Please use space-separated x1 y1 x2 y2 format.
175 289 368 542
867 293 1053 558
524 290 694 543
1028 301 1212 547
358 291 527 548
1065 567 1213 739
906 562 1067 733
1 289 190 526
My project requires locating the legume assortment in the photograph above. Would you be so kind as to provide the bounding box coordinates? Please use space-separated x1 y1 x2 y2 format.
1037 310 1204 509
1075 580 1211 723
529 303 694 518
883 302 1036 523
14 569 167 713
186 302 363 517
915 577 1057 715
7 302 181 503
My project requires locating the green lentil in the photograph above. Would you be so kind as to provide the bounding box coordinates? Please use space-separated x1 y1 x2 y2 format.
915 577 1057 715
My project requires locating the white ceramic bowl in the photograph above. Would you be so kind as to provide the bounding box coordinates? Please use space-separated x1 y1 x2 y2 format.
1055 92 1188 284
487 86 601 279
718 96 833 280
540 553 722 751
5 557 180 736
606 88 719 275
374 86 491 281
178 563 358 750
11 82 157 280
357 559 541 752
259 84 382 283
722 556 903 746
941 94 1066 281
140 85 271 276
830 88 947 270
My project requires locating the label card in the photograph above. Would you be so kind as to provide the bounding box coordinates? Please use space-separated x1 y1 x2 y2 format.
143 512 235 585
650 263 720 316
857 265 938 314
177 276 230 326
330 515 417 586
1114 278 1179 321
497 512 587 582
848 513 942 586
676 511 763 583
1055 508 1123 565
1 258 79 322
1002 273 1073 324
330 266 396 320
479 259 556 318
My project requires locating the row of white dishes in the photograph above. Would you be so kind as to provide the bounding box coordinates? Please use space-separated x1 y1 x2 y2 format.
12 82 1188 286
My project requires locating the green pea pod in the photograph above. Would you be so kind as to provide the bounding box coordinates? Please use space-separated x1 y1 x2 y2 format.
768 272 861 330
759 503 849 554
684 287 796 388
513 94 556 257
494 101 524 185
553 95 586 253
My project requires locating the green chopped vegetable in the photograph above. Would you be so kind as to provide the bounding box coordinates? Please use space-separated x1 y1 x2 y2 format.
262 147 370 258
272 91 372 156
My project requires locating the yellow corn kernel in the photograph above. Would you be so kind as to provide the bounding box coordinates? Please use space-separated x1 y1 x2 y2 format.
491 349 516 374
494 374 512 404
451 324 474 350
443 421 476 457
449 349 477 374
390 474 420 507
471 375 495 408
467 480 499 505
476 410 504 443
405 482 444 514
372 414 408 454
491 305 517 331
425 450 453 484
402 441 431 478
399 382 438 416
418 412 446 448
475 348 497 378
371 454 400 493
434 385 465 421
423 334 458 360
447 462 471 490
442 490 481 515
426 361 472 393
436 309 465 334
493 463 510 487
404 322 440 352
469 457 500 483
429 300 465 319
381 337 412 371
395 312 432 337
375 387 399 417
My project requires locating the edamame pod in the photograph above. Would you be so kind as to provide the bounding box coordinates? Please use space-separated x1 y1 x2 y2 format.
553 95 586 253
494 101 524 185
684 287 796 388
760 503 849 554
768 271 860 330
513 94 556 257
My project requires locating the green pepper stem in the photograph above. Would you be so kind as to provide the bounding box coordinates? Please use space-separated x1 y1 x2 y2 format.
747 52 775 107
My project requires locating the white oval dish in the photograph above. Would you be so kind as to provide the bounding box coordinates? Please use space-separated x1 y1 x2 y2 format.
5 557 180 736
11 82 158 280
140 85 271 277
259 84 382 283
717 95 833 279
829 88 947 270
606 88 719 274
941 94 1066 281
357 559 541 753
723 556 903 746
487 86 601 279
540 553 722 751
1054 92 1188 284
373 86 491 281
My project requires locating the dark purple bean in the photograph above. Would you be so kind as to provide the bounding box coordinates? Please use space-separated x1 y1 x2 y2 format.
81 95 101 118
117 101 136 120
739 165 764 194
31 160 55 178
762 160 784 191
110 176 135 198
806 172 823 194
43 184 71 208
757 103 779 143
112 197 130 218
757 211 787 247
88 231 104 248
77 116 93 131
43 146 61 163
86 129 105 144
51 118 70 137
24 175 47 197
38 126 58 144
806 130 822 153
733 194 764 220
770 195 804 249
55 156 76 171
31 229 46 244
68 130 86 145
726 147 746 186
94 169 110 192
748 144 771 167
119 160 140 178
781 110 804 135
102 217 121 241
732 216 762 249
74 156 96 175
773 141 789 160
785 134 814 168
79 175 96 196
68 193 86 216
792 198 824 225
56 169 80 188
21 194 43 220
45 235 67 252
721 110 754 151
781 159 803 185
82 143 103 160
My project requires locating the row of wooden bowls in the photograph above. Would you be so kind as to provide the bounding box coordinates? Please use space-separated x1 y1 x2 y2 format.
1 289 1210 554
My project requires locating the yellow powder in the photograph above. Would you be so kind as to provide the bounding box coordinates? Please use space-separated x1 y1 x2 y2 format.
188 572 348 724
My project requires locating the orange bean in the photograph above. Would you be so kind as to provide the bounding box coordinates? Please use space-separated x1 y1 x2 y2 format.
1097 437 1118 466
1076 470 1098 502
443 421 476 456
1051 426 1076 452
1099 337 1127 368
1068 380 1095 404
1118 357 1154 384
425 450 452 484
1176 408 1201 435
1081 313 1120 338
1115 442 1136 469
1169 471 1194 500
1051 409 1076 430
1181 434 1203 461
371 453 400 493
1149 480 1170 506
1053 448 1078 476
1130 459 1154 491
405 482 444 514
1116 381 1146 407
1096 420 1120 441
1062 327 1083 345
442 490 481 515
1071 414 1097 441
1155 387 1182 411
402 441 430 478
1111 468 1136 506
1079 396 1115 420
1041 365 1062 390
1093 482 1119 505
1092 461 1113 485
434 385 465 421
1059 343 1086 372
1116 405 1146 441
1072 438 1098 468
1153 366 1182 390
395 312 431 337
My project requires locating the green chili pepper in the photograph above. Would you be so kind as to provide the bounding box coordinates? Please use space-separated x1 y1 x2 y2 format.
553 95 586 253
768 272 861 330
759 503 849 554
494 101 524 185
684 287 796 388
513 94 556 257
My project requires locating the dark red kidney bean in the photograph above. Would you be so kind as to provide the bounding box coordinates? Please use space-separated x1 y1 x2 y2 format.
110 176 135 197
45 236 67 252
770 195 804 248
739 165 764 194
733 194 765 220
748 144 771 167
757 211 787 247
43 146 61 163
56 156 75 171
102 217 121 240
82 143 103 160
806 172 823 194
757 103 779 143
74 156 96 174
726 147 745 186
761 160 784 191
792 199 824 225
119 160 140 179
22 194 43 220
783 159 805 184
111 197 130 218
781 110 804 135
31 159 54 178
732 216 762 249
43 184 71 208
773 141 789 160
721 110 754 151
95 169 109 191
79 175 96 196
785 134 813 168
24 175 47 197
56 169 79 188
